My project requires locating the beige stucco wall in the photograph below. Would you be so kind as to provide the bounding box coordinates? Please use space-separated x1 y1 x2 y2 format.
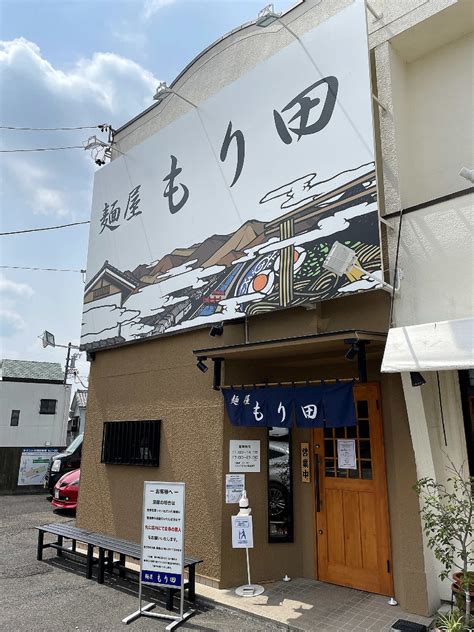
76 324 243 582
77 291 429 615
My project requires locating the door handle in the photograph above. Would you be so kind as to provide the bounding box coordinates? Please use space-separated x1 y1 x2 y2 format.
315 453 321 513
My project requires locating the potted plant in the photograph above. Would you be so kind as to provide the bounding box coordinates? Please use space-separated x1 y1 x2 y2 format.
414 463 473 628
433 610 468 632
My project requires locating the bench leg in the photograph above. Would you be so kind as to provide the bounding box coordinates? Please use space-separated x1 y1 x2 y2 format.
56 535 63 557
107 549 114 573
37 531 44 561
166 588 175 611
188 565 196 602
98 548 105 584
71 539 76 552
86 544 94 580
119 554 126 578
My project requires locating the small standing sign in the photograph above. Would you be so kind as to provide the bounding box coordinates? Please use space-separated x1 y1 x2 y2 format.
122 481 194 630
232 492 264 598
231 515 254 548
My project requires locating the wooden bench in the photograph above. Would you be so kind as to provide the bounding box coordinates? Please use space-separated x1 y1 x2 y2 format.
36 523 203 611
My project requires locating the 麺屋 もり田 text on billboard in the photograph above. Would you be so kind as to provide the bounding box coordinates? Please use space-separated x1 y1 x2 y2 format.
81 0 380 351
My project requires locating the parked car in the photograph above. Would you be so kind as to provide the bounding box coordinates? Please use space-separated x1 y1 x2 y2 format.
51 469 80 511
45 433 83 494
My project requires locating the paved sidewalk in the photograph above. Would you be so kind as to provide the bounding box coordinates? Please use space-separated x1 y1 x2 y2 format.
1 494 433 631
196 577 433 631
0 494 283 631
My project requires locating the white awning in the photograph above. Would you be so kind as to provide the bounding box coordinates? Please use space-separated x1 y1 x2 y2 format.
381 317 474 373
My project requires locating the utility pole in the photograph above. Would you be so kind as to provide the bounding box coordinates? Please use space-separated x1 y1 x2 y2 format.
41 331 80 383
64 342 72 385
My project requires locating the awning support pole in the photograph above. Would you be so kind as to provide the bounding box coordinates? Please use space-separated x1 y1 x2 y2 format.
358 342 368 383
213 358 222 391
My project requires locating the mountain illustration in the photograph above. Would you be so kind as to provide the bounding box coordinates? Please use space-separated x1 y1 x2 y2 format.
201 220 265 267
131 219 266 286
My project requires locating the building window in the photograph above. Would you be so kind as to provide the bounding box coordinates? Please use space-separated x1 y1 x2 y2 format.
101 420 161 467
10 410 20 426
40 399 57 414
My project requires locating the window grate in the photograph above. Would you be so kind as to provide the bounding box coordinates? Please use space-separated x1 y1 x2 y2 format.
101 419 161 467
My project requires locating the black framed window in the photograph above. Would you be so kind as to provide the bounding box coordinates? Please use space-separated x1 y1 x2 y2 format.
40 399 57 414
267 427 293 543
101 419 161 466
10 410 20 426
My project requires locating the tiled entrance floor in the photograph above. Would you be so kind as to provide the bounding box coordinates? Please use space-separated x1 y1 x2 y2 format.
197 577 433 631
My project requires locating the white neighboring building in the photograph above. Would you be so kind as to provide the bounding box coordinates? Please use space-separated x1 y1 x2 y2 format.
377 6 474 610
68 389 87 442
0 359 71 448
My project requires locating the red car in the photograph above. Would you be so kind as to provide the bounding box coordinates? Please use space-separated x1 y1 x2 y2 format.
51 468 80 511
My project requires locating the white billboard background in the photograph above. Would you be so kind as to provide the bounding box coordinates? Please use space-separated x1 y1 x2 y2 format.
82 1 380 349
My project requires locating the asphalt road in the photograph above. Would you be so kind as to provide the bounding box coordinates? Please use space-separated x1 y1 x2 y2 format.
0 494 284 632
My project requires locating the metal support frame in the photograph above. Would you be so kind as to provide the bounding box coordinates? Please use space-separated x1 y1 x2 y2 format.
168 91 197 108
352 263 394 294
372 93 388 113
379 216 394 230
366 1 382 20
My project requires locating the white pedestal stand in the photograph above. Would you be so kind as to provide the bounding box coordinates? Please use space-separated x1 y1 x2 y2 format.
235 547 264 597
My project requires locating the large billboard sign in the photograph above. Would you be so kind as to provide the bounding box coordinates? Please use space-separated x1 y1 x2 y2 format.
81 0 380 351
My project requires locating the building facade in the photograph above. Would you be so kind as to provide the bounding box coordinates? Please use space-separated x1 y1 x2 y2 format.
68 389 87 443
76 0 473 617
0 359 71 448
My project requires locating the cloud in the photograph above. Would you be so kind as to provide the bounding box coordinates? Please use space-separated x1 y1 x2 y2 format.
0 38 159 220
34 187 69 216
0 275 34 297
143 0 177 20
0 37 160 371
0 37 157 125
0 308 26 335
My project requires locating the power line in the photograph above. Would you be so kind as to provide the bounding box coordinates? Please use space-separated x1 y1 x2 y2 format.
0 125 99 131
0 145 84 153
0 265 86 273
1 220 90 236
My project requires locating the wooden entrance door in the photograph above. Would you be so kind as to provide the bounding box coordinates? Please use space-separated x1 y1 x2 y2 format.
313 383 393 595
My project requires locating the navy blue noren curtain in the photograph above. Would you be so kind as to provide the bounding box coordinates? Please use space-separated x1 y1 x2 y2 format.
222 382 356 429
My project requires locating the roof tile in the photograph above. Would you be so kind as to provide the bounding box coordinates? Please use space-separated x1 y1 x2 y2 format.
0 359 64 382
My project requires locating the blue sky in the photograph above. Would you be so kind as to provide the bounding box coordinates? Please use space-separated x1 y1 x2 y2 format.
0 0 290 382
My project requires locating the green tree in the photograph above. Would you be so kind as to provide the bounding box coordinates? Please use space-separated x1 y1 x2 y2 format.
414 463 473 627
